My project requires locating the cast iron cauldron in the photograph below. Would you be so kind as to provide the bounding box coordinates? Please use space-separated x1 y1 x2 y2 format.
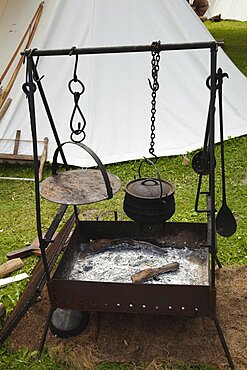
124 177 175 224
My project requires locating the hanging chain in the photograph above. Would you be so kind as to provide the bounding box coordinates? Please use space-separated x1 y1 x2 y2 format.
148 41 161 161
68 50 87 143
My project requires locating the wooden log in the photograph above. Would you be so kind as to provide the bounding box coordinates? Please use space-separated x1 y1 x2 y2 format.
0 258 24 278
0 273 28 288
0 98 12 121
0 177 34 181
0 3 44 108
0 3 44 86
39 137 49 182
0 153 35 161
131 261 179 284
13 130 21 155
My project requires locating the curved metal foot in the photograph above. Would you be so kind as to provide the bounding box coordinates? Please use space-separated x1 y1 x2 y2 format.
213 315 235 370
215 255 222 269
37 305 54 355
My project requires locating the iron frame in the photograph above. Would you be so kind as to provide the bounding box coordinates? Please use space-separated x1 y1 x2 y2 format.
23 41 234 369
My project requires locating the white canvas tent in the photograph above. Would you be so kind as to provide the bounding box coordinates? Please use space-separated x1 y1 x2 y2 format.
206 0 247 21
0 0 246 167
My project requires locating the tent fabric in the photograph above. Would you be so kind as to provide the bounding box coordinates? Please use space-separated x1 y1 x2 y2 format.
206 0 247 21
0 0 246 167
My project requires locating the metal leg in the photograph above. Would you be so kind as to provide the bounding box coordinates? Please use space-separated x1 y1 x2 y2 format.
73 205 80 224
215 255 222 269
37 305 54 355
95 311 102 342
213 315 235 370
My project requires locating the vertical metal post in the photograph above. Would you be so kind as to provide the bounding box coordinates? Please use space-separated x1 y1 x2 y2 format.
32 62 69 169
209 43 218 289
26 55 51 282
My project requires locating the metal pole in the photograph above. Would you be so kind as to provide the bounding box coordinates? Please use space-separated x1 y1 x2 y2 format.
32 63 69 169
209 44 218 288
25 55 51 282
21 41 219 57
213 315 235 369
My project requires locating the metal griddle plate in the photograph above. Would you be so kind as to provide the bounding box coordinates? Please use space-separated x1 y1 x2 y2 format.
40 169 121 205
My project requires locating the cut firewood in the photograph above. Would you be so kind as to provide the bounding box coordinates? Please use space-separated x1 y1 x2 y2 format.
0 98 12 121
38 137 49 182
131 261 179 284
0 273 28 288
0 258 24 278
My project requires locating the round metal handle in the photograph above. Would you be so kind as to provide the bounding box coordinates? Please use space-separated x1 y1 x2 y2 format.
140 179 159 186
51 141 113 199
138 158 163 200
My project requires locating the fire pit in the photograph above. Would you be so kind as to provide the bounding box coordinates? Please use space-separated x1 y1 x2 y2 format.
50 220 213 317
22 41 235 369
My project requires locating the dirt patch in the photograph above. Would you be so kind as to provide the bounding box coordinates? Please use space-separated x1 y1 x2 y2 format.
241 174 247 185
10 266 247 369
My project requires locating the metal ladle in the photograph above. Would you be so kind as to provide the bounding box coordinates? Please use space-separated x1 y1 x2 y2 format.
216 69 237 237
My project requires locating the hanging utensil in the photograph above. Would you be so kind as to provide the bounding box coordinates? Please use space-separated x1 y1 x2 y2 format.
192 108 216 175
215 69 237 237
192 76 216 175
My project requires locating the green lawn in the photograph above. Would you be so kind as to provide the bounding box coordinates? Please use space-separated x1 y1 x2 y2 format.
205 20 247 76
0 20 246 370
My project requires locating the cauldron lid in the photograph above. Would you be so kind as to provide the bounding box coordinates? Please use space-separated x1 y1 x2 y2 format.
125 178 175 199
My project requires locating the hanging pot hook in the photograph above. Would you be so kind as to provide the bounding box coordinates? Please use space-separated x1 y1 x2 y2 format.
73 54 78 82
148 40 161 164
138 157 164 202
68 47 87 143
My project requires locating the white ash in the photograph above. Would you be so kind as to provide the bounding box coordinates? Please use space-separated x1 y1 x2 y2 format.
69 240 209 285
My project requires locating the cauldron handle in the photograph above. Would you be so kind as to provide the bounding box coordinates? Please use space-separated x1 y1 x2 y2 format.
51 141 113 199
140 179 160 186
138 158 165 201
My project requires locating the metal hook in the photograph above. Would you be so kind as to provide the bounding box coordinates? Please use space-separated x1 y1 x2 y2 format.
151 40 161 54
69 46 76 56
27 48 37 57
206 68 229 98
138 156 159 178
69 47 78 81
73 54 79 81
33 56 44 82
35 56 40 68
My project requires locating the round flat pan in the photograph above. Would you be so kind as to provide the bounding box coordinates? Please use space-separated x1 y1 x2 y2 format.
40 169 121 205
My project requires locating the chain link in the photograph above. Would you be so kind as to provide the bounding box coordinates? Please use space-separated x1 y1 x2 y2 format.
148 41 161 160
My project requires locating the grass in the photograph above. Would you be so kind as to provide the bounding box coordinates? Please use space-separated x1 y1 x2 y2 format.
0 20 246 370
205 20 247 76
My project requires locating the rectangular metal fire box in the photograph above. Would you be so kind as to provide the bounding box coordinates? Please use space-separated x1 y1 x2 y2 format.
50 221 215 317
